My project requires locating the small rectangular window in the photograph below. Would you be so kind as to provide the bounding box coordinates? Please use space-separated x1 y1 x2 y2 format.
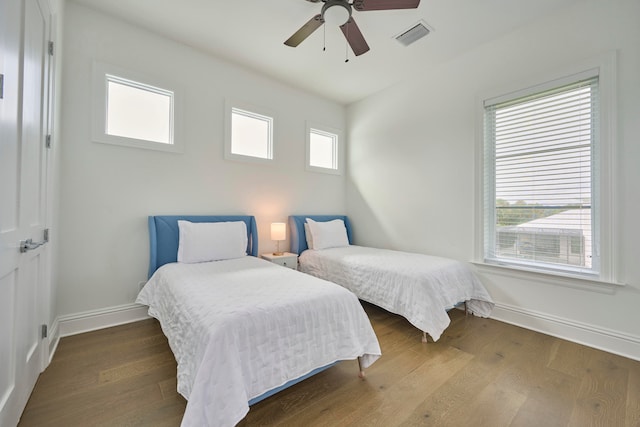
306 122 342 175
106 76 173 144
92 61 182 153
224 100 275 163
230 108 273 159
310 129 338 169
570 235 583 255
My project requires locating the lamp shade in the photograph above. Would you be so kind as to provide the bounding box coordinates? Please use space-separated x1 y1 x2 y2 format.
271 222 286 241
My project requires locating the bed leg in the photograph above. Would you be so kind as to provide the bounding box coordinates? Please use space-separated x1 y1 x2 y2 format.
464 301 468 316
357 357 365 379
422 331 428 343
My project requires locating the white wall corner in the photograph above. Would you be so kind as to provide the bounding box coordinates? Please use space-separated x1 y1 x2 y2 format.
46 318 61 366
491 302 640 362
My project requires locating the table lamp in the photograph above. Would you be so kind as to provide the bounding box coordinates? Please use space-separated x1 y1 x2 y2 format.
271 222 286 256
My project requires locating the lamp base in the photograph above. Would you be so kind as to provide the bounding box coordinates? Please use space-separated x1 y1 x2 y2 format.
272 252 284 256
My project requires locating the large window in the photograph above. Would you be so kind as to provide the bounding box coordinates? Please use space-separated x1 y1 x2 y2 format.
306 122 342 175
92 61 182 153
224 100 274 163
483 72 600 277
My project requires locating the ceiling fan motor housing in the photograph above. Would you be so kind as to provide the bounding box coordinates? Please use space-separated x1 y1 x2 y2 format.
321 0 352 25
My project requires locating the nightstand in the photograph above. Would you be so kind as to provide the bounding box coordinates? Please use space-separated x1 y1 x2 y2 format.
261 252 298 270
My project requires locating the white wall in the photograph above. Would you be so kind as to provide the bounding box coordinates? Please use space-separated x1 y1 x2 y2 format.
57 2 347 317
347 0 640 359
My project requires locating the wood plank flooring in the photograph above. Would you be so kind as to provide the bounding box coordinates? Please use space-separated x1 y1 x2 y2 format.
19 303 640 426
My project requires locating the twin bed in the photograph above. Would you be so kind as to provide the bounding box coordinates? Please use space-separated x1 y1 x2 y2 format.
137 215 381 427
289 215 494 343
137 214 493 426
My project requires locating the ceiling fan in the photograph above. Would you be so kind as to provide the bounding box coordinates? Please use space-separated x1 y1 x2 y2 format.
284 0 421 57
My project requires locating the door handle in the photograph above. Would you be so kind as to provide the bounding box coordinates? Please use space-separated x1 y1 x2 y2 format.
19 229 49 253
19 238 47 253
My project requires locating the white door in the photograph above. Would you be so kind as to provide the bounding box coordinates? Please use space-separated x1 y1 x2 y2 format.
0 0 53 425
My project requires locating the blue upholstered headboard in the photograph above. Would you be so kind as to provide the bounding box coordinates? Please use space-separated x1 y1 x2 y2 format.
148 215 259 278
288 215 353 255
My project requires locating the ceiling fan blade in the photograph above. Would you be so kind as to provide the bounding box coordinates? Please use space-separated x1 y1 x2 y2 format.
340 17 370 56
284 14 324 47
353 0 420 11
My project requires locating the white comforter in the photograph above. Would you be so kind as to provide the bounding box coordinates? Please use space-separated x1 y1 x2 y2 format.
299 246 494 342
136 256 381 427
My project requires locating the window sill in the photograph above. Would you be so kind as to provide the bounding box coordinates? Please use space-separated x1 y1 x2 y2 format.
93 135 183 154
305 165 342 176
224 152 274 165
471 261 625 294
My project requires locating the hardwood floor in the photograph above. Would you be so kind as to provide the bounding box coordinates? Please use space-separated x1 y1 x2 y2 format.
19 303 640 426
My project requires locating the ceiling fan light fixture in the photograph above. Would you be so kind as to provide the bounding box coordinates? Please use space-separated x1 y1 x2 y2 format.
321 1 352 26
285 0 421 57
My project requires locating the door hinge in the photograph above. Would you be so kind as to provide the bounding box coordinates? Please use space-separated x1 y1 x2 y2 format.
41 324 48 339
48 41 54 56
0 73 4 99
46 134 51 148
44 228 50 242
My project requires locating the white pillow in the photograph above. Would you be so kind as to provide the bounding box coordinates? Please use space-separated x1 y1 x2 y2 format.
177 220 248 263
304 223 314 249
305 218 349 250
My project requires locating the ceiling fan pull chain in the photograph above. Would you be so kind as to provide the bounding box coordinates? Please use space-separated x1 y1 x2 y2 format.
323 24 326 51
345 21 349 62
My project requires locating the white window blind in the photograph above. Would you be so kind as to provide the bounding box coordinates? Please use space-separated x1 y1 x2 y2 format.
484 76 599 276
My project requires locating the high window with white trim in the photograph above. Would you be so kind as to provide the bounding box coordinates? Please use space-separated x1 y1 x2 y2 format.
306 122 342 175
483 74 600 276
106 76 173 144
92 61 181 153
224 101 274 163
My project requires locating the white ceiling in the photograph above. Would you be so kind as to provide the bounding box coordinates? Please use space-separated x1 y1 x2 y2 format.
70 0 582 105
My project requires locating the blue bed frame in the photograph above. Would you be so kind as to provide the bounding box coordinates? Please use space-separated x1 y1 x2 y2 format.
146 214 338 407
147 215 258 278
288 215 353 255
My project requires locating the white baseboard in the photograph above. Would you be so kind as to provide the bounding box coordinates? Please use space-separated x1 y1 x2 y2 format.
48 302 639 366
57 303 150 338
491 303 640 361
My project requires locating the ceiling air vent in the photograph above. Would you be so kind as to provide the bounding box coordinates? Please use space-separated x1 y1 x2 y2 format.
395 20 433 46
